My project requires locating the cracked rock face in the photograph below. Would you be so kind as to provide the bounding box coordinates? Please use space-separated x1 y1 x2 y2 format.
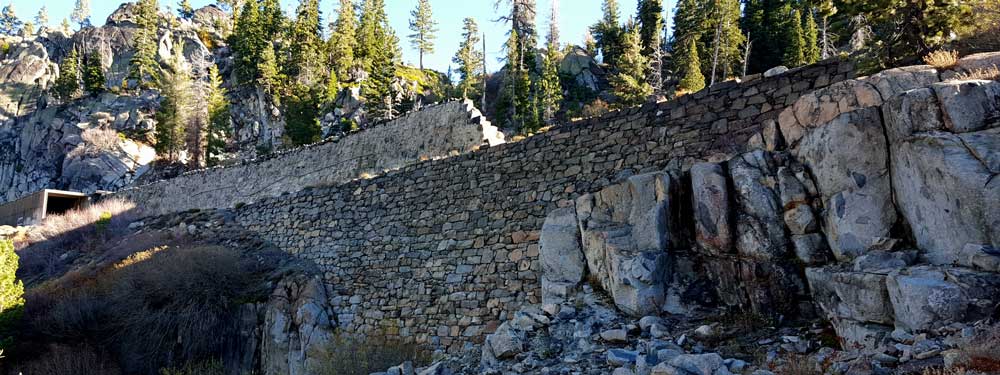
576 172 672 316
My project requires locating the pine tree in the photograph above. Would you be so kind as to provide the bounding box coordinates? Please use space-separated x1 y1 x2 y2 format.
54 49 81 101
287 0 324 87
35 6 48 28
803 8 820 64
0 240 24 320
611 21 652 106
22 21 33 35
218 0 245 19
357 0 400 122
258 42 282 101
327 0 356 83
672 0 704 87
452 17 483 99
583 30 597 57
678 38 705 93
539 9 562 121
285 84 322 145
637 0 663 56
591 0 622 65
129 0 160 89
178 0 195 19
155 48 193 161
71 0 91 29
231 0 265 84
260 0 284 37
784 8 805 67
82 52 105 95
205 65 230 166
703 0 743 84
60 18 71 33
408 0 437 70
0 4 21 35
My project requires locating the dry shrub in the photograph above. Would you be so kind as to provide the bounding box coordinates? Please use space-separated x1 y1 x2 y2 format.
777 353 822 375
29 197 135 244
924 50 960 69
158 359 225 375
319 333 433 375
16 344 120 375
68 128 122 159
953 64 1000 81
20 245 275 374
581 99 610 118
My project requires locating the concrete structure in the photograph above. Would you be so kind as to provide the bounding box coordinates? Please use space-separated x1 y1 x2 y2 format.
0 189 89 226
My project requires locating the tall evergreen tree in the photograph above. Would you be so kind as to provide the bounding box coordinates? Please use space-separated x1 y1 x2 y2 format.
408 0 437 70
60 18 71 33
496 0 541 133
54 49 81 101
357 0 400 122
816 0 837 59
672 0 703 87
129 0 160 88
35 6 48 28
452 17 483 99
784 7 805 66
591 0 622 66
287 0 324 87
637 0 663 56
258 42 282 100
260 0 284 39
155 48 193 162
285 84 322 145
82 52 105 95
71 0 91 29
231 0 265 84
678 38 705 93
539 8 562 121
327 0 356 83
803 8 820 64
702 0 743 84
0 4 22 35
178 0 195 19
205 65 231 166
611 20 652 106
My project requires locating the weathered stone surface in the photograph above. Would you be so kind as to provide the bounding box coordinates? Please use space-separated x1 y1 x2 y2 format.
690 162 732 255
779 80 882 147
261 276 337 375
888 129 1000 264
931 80 1000 133
729 150 786 260
577 172 672 316
806 268 893 325
795 108 896 260
540 207 586 304
887 267 968 332
852 251 918 272
784 204 818 235
792 233 830 266
483 322 525 361
865 65 940 103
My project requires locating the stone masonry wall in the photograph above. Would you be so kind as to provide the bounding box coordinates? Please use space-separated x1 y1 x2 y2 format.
115 100 504 216
231 58 856 352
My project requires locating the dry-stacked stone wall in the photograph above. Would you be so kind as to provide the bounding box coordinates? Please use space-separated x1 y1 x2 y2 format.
233 58 856 351
114 100 504 216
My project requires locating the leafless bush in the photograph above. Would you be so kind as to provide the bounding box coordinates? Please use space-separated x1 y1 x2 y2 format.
924 50 960 69
581 99 610 118
776 353 823 375
319 333 433 375
68 128 122 159
15 344 121 375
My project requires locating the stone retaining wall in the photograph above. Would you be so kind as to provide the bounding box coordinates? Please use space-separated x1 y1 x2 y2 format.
115 100 504 216
231 58 856 351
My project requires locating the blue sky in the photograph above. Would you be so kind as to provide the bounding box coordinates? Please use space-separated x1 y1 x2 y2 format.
10 0 677 73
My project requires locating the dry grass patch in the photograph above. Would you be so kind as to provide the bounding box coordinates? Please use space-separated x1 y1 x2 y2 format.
921 368 968 375
776 353 823 375
924 50 960 69
953 64 1000 81
963 326 1000 372
28 198 135 245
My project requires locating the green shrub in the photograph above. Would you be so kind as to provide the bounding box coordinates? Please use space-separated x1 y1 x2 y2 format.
0 239 24 350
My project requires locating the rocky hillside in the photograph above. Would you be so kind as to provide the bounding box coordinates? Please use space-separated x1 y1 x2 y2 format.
0 4 224 203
